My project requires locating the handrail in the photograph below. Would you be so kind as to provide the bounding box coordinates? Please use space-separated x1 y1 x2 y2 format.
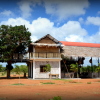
30 52 61 58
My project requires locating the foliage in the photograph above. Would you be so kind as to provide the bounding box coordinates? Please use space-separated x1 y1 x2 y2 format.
12 65 21 75
43 64 51 72
19 65 28 73
1 67 6 72
70 63 78 72
95 63 100 73
0 71 6 76
12 83 24 85
80 66 90 73
87 82 91 84
0 25 31 78
80 65 98 73
49 96 62 100
12 65 28 77
0 65 2 72
0 25 31 61
42 82 55 84
61 55 77 73
0 65 6 72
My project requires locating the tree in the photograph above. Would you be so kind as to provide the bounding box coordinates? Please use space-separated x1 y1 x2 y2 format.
12 65 21 83
0 65 6 72
61 54 77 78
0 25 31 78
13 65 21 75
0 65 2 72
70 63 78 78
19 65 28 78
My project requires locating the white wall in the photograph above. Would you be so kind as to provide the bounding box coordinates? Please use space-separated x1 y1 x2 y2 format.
35 61 59 78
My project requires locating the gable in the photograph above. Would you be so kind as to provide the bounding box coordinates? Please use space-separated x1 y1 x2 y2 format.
36 36 56 44
34 34 60 44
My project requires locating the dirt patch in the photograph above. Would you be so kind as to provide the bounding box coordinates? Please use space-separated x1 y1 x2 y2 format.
0 78 100 100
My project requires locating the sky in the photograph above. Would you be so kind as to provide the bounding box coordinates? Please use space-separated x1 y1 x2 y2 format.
0 0 100 67
0 0 100 43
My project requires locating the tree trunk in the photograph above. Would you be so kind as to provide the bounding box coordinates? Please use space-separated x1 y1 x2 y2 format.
6 61 13 79
24 73 26 78
7 69 10 78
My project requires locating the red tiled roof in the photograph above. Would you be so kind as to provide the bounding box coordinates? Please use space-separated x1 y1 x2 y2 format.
60 41 100 48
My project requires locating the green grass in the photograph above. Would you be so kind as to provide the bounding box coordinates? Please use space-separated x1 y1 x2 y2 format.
49 96 62 100
54 79 82 83
54 79 73 81
87 82 91 84
0 97 7 100
12 83 25 85
42 82 55 84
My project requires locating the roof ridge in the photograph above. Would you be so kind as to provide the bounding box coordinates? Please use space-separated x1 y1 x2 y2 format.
60 41 100 44
34 34 60 44
60 41 100 48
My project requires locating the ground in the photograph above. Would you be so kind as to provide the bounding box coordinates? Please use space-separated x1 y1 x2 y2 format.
0 76 100 100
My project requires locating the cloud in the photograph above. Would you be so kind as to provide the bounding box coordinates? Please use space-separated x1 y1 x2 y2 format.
43 0 89 20
86 30 100 43
65 35 84 42
17 0 41 18
86 16 100 26
97 11 100 15
79 17 84 23
17 0 89 20
0 10 13 16
1 17 100 43
0 17 31 26
17 0 33 18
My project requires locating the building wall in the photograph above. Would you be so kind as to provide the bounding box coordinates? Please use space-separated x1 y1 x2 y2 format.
35 61 59 78
35 46 59 53
63 46 100 57
37 37 56 44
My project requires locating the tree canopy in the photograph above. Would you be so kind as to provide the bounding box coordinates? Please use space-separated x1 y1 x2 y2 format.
0 25 31 61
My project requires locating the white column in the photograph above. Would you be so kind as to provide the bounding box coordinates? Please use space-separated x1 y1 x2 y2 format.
59 61 61 79
33 60 35 79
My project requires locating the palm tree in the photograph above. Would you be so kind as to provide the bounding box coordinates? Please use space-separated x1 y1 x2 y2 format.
70 63 78 78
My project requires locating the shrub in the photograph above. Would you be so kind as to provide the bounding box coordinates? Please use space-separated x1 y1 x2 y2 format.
42 82 55 84
87 82 91 84
49 96 62 100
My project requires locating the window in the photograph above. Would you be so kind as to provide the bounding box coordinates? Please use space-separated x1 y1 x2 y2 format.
40 65 47 72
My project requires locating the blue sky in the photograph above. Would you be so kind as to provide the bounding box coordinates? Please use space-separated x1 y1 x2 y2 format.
0 0 100 67
0 0 100 43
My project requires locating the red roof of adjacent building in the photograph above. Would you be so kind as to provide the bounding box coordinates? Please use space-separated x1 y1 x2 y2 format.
60 41 100 48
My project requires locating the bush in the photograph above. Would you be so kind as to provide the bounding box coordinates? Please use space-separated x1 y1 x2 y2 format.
49 96 62 100
87 82 91 84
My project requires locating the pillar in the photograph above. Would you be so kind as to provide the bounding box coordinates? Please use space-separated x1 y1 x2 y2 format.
59 61 61 79
31 61 33 78
33 60 35 79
